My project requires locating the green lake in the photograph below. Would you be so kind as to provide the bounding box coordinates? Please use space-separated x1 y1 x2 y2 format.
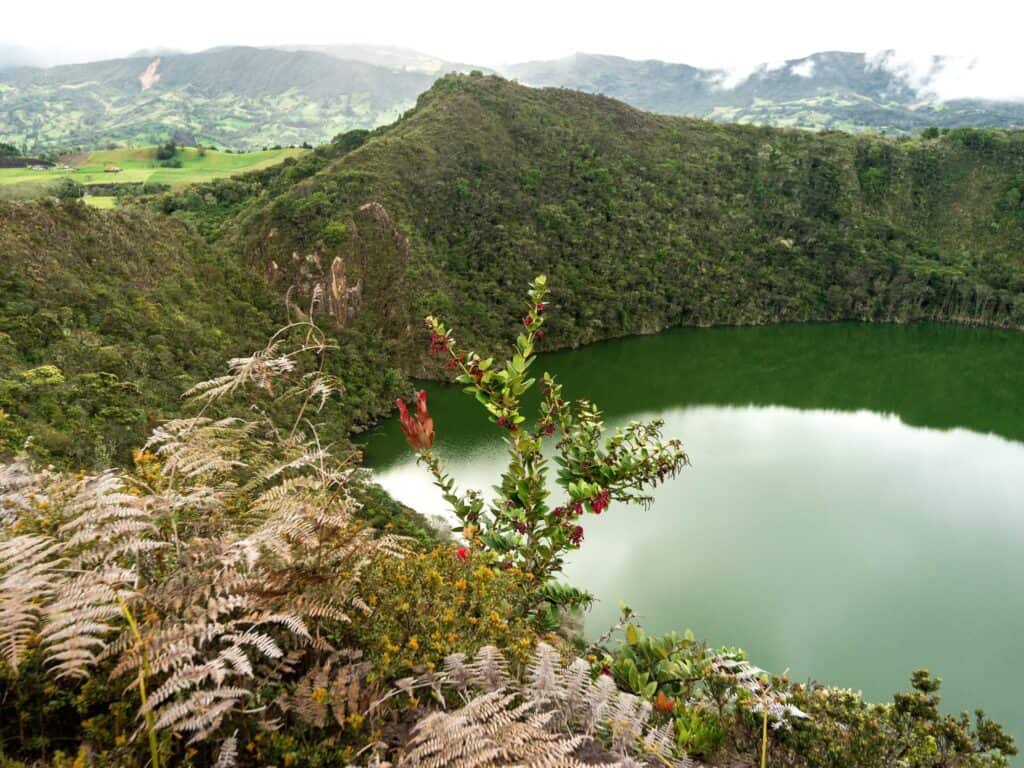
361 323 1024 744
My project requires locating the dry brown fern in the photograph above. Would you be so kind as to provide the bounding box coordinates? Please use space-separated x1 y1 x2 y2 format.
388 643 695 768
399 691 587 768
0 322 404 760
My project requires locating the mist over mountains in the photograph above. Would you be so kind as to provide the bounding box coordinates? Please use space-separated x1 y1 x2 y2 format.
2 43 1023 151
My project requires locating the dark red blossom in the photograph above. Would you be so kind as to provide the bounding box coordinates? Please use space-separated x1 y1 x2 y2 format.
543 423 555 436
569 525 584 546
590 489 611 515
535 329 545 340
536 303 546 312
523 315 533 326
396 390 435 451
428 333 450 356
514 521 528 534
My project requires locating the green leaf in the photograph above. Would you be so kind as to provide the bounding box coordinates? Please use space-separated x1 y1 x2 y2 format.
626 623 639 646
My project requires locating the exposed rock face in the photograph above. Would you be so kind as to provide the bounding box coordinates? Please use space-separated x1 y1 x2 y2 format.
328 254 363 322
139 58 161 90
280 202 412 338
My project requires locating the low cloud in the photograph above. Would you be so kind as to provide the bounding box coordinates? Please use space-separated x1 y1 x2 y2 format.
789 58 816 78
867 49 1024 102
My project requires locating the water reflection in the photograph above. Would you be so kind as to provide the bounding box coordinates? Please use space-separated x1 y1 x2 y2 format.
363 323 1024 747
371 404 1024 741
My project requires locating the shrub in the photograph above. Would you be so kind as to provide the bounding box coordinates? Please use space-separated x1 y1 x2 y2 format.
52 177 84 199
348 545 537 682
154 140 176 161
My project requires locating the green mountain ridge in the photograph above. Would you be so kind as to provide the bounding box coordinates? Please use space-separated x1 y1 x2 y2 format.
220 74 1024 356
5 73 1024 468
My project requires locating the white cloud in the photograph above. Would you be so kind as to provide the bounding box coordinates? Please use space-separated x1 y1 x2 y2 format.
2 0 1024 100
790 58 816 78
869 49 1024 101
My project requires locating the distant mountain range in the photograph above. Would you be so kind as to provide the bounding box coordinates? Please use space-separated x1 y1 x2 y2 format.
0 47 433 151
2 45 1023 152
503 51 1024 134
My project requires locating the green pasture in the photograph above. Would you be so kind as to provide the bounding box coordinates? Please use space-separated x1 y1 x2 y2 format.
0 146 308 197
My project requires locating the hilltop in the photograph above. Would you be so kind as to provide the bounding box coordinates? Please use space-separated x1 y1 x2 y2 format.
214 74 1024 358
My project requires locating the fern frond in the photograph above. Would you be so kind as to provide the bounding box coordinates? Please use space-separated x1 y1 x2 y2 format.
0 534 64 669
466 645 511 692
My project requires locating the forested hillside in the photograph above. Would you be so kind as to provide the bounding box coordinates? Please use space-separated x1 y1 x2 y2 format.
218 73 1024 358
7 73 1024 464
0 200 281 464
0 197 411 467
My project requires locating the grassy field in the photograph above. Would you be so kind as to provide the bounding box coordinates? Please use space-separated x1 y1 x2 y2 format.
0 146 308 199
82 196 117 209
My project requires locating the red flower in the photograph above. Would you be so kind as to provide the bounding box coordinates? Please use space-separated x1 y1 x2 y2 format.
569 525 584 546
428 333 449 356
456 547 468 561
523 315 533 326
590 489 611 515
396 390 435 451
654 691 676 714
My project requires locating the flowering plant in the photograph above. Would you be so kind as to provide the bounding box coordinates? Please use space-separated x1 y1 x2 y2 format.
399 276 689 618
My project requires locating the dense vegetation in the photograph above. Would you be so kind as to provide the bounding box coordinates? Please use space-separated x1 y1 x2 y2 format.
0 200 280 465
219 74 1024 362
2 80 1024 763
8 74 1024 466
0 197 414 469
0 286 1015 767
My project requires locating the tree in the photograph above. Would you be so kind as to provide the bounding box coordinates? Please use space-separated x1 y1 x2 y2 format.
52 177 84 199
155 139 176 161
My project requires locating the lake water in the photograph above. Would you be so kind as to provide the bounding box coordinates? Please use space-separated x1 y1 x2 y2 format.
361 323 1024 744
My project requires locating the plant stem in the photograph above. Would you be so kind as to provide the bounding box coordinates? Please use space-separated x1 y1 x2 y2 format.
118 596 160 768
761 703 768 768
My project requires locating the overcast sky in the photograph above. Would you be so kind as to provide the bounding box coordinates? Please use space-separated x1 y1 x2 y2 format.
5 0 1024 98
